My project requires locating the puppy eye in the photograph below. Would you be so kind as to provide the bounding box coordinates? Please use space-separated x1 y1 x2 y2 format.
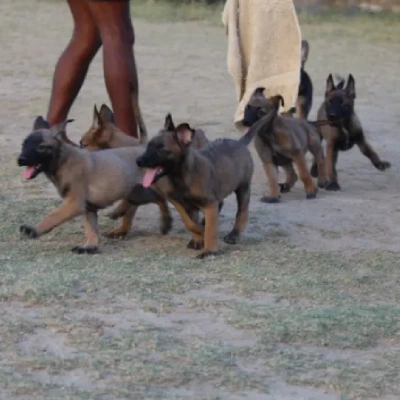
37 144 50 152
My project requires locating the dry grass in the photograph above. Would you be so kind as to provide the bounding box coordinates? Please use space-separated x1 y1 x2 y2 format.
1 0 400 399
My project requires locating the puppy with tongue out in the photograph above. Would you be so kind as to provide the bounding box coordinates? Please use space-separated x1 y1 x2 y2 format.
17 116 172 254
136 113 255 259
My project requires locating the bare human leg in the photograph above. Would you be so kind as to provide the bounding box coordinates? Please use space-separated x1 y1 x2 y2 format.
88 0 139 138
46 0 101 126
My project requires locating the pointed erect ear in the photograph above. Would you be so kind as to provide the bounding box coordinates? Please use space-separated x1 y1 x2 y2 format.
164 113 175 131
50 119 74 140
254 87 265 96
92 105 100 127
99 104 115 125
301 40 309 66
346 74 356 99
326 74 336 93
33 116 50 130
174 123 194 147
270 95 285 110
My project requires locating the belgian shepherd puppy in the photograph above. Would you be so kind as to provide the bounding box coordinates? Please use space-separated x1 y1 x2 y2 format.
17 117 171 253
136 115 256 259
311 74 391 191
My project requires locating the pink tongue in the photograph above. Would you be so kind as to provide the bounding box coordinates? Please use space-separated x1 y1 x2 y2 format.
23 166 35 180
142 168 161 188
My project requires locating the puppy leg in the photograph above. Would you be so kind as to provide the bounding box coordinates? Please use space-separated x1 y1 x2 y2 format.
260 162 280 203
309 139 328 189
20 197 83 238
169 199 204 248
128 185 173 235
325 140 341 191
197 203 219 259
103 205 138 239
106 200 130 220
254 137 280 203
279 163 298 193
292 153 318 199
72 211 100 254
200 201 224 226
356 136 391 171
224 183 250 245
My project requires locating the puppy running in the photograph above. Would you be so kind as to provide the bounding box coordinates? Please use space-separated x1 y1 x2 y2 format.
80 105 212 235
17 117 171 253
243 87 328 202
312 74 391 191
136 116 256 259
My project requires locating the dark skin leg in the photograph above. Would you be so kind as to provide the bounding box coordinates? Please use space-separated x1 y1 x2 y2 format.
88 0 139 138
47 0 139 138
46 0 101 127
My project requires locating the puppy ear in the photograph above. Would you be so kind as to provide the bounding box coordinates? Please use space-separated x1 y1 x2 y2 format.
99 104 115 125
270 95 285 110
254 87 265 96
326 74 336 93
346 74 356 99
50 119 74 141
301 40 309 67
174 123 194 146
164 113 175 131
33 116 50 130
92 104 100 128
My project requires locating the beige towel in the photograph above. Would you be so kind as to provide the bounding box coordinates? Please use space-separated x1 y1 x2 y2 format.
222 0 302 131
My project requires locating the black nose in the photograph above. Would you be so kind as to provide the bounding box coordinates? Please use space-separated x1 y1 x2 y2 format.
136 156 145 167
17 156 27 166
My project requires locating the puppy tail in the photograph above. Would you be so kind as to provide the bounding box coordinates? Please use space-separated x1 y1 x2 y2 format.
130 84 148 145
239 109 276 146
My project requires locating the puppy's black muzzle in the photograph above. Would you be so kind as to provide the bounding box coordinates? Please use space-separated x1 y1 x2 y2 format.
17 155 28 166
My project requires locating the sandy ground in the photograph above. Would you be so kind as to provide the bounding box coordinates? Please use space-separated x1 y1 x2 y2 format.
1 1 400 399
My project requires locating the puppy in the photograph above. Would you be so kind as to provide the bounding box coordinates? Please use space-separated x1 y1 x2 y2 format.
79 106 212 234
17 117 171 253
80 104 145 150
311 74 391 191
136 116 256 259
244 87 328 202
296 40 313 120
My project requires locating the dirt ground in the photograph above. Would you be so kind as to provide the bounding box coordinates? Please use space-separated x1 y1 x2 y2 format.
1 1 400 399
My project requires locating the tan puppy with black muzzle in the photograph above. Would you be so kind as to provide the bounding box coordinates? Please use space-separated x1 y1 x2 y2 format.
17 117 171 253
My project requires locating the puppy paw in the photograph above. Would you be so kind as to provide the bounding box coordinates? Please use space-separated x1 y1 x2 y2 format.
260 196 281 204
223 230 240 245
160 215 173 235
310 164 318 178
279 183 291 193
19 225 38 239
375 161 391 171
187 239 204 250
71 245 99 255
325 181 341 191
196 250 221 259
306 189 318 199
317 180 328 189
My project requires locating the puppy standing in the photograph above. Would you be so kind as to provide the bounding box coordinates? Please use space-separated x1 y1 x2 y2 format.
311 74 391 191
17 117 170 253
80 105 211 237
244 88 328 203
296 40 313 120
137 118 257 259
